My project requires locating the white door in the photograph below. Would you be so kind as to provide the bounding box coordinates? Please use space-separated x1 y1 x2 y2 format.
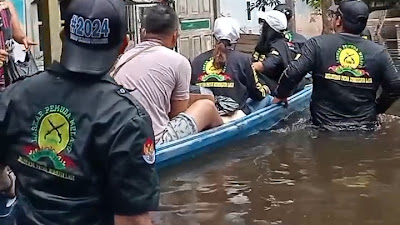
176 0 215 61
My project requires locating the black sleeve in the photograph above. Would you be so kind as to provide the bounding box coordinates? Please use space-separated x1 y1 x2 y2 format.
261 51 282 79
190 66 198 85
243 57 269 101
376 50 400 114
276 38 318 98
107 114 159 215
191 57 202 85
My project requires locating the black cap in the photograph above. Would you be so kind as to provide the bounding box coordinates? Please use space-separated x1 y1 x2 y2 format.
274 4 293 21
61 0 127 75
338 0 369 25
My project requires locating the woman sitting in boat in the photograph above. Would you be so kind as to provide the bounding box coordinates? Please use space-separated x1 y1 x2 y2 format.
191 17 271 123
251 10 305 98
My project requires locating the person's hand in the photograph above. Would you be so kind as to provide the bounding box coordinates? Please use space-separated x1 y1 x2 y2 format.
22 37 38 50
263 85 271 95
273 97 288 107
252 62 264 72
0 49 9 67
5 171 15 198
0 169 15 198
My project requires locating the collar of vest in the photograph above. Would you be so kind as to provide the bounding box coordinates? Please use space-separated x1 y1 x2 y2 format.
47 61 116 84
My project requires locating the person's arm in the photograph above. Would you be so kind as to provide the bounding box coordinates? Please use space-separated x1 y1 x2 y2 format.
106 114 159 225
169 99 189 118
375 50 400 114
275 38 318 99
244 58 269 101
170 59 192 118
6 0 35 48
252 51 282 79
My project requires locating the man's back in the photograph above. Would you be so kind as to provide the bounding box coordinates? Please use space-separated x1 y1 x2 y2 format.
307 33 395 126
276 0 400 128
0 63 159 224
114 41 191 140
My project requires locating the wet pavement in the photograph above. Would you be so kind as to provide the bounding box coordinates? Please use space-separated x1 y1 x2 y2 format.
153 103 400 225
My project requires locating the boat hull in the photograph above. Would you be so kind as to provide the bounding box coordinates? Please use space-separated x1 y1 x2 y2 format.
156 85 313 168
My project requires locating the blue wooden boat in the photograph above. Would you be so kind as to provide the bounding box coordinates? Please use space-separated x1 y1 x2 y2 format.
156 85 313 168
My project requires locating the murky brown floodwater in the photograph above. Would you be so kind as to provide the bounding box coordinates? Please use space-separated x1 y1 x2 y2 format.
152 101 400 225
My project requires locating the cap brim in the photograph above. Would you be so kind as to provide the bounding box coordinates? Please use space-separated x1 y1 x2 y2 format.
61 39 120 75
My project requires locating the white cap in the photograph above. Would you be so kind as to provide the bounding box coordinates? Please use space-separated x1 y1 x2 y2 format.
258 10 287 33
213 17 241 44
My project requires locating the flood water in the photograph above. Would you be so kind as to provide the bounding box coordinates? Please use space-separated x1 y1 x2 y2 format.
152 102 400 225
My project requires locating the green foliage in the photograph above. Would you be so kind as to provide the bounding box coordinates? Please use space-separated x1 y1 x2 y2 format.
304 0 322 10
247 0 282 12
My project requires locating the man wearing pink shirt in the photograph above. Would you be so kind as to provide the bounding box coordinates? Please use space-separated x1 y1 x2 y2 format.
114 5 222 144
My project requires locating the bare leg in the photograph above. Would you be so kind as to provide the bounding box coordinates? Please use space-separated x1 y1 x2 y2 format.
185 99 223 131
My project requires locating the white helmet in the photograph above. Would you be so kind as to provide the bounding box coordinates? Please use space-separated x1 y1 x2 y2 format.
213 17 241 44
258 10 287 33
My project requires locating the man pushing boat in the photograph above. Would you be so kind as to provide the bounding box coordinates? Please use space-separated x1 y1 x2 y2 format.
274 0 400 130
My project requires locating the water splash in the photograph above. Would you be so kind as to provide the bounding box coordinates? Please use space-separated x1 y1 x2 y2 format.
378 113 400 124
271 117 310 134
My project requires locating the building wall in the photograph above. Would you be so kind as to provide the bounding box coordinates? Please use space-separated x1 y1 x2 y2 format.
21 0 44 69
295 0 322 38
218 0 275 34
218 0 323 38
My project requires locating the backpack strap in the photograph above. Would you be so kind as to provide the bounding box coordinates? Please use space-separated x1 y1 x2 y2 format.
110 45 155 78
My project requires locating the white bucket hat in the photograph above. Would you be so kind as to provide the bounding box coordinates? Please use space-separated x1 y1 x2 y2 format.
213 17 241 44
258 10 287 33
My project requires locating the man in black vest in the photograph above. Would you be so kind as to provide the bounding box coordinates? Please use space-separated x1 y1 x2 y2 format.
275 0 400 129
0 0 159 224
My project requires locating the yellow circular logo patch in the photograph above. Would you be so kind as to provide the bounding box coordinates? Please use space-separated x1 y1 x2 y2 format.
339 48 360 69
38 113 70 154
205 59 223 75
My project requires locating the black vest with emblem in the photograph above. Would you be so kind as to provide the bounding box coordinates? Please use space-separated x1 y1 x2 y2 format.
0 62 158 225
295 34 392 126
191 49 263 114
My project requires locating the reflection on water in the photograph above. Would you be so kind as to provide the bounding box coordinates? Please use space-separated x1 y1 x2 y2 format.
153 108 400 225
